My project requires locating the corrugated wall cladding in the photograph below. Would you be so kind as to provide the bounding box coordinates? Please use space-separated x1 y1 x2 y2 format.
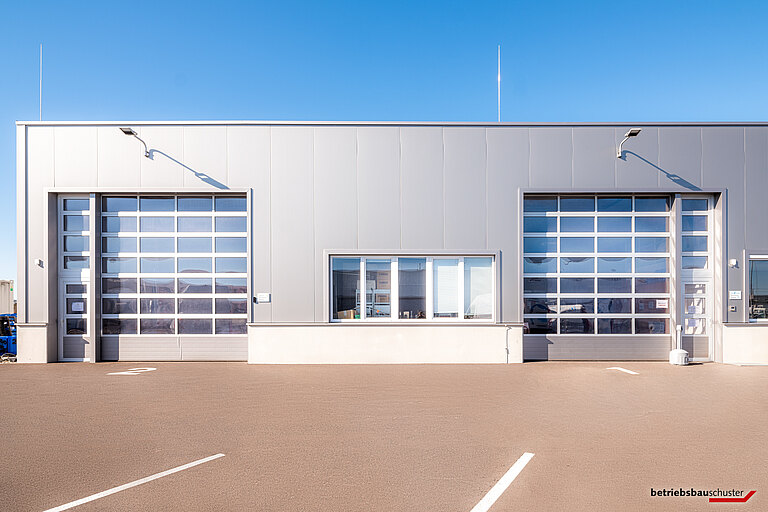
18 124 768 325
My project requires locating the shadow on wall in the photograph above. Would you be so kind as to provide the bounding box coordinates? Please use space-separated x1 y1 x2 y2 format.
147 149 229 190
624 151 701 191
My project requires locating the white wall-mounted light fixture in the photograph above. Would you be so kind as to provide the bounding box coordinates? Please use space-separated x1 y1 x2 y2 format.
119 127 150 158
617 128 642 158
728 258 739 268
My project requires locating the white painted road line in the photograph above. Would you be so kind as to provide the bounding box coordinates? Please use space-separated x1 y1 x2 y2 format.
607 367 639 375
470 452 534 512
107 367 157 376
43 453 225 512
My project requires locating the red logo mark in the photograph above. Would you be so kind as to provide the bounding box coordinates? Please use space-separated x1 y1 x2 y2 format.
710 490 756 503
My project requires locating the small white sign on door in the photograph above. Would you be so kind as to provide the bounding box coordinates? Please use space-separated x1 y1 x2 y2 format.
656 299 669 309
72 301 84 312
729 290 742 300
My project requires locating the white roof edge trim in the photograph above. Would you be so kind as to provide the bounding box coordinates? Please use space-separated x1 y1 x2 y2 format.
15 120 768 127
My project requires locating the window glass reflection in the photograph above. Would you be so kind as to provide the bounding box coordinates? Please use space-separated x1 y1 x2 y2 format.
560 298 594 314
433 259 459 318
464 257 492 319
597 257 631 273
523 196 557 212
560 318 593 334
524 298 556 314
524 257 556 273
560 217 594 232
597 217 631 232
598 318 631 334
560 237 593 253
332 258 360 320
597 237 631 252
597 298 631 313
524 237 557 253
749 260 768 320
399 258 426 319
523 217 557 233
366 259 391 318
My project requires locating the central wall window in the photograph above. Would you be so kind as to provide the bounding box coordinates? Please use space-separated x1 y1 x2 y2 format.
100 195 248 336
330 256 494 321
522 195 671 335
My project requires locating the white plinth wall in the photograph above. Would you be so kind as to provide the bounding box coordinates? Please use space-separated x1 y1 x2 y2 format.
248 324 524 364
722 324 768 365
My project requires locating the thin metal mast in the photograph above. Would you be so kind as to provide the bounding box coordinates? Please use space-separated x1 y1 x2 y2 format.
497 45 501 123
39 44 43 121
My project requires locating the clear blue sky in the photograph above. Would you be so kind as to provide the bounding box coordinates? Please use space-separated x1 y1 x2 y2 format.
1 0 767 285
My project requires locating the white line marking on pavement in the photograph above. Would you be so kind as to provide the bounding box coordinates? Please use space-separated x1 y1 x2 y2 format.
607 367 639 375
470 452 534 512
107 367 157 376
43 453 225 512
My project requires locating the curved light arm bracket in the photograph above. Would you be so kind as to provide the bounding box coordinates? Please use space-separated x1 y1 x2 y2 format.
119 127 150 158
616 136 631 158
133 134 150 158
617 128 642 159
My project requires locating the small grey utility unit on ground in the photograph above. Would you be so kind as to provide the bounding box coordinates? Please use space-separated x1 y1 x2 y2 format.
14 121 768 364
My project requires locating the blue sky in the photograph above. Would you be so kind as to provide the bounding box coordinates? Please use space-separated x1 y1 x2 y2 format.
1 0 767 284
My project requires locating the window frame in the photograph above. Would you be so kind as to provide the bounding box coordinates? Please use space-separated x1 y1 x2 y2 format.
327 253 497 323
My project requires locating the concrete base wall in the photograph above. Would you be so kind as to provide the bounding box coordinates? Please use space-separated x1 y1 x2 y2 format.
248 324 523 364
16 323 56 363
722 324 768 365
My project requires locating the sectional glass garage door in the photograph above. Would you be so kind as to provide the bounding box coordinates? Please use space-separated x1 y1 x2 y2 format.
523 195 671 336
100 195 248 339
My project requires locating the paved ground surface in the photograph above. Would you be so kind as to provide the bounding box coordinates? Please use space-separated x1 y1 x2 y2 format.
1 362 766 511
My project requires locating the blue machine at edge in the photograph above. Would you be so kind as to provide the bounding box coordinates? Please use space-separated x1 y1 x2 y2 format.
0 314 17 356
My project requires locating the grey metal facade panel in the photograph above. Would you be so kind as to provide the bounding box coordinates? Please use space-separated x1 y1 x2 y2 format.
616 127 661 189
529 127 572 188
182 126 229 188
745 127 768 249
400 127 445 250
96 127 141 187
313 127 359 321
701 128 746 323
54 127 98 188
443 128 487 250
270 127 316 322
573 128 616 189
138 127 185 188
26 127 55 323
19 123 768 361
16 125 27 323
357 127 401 250
486 128 529 322
228 126 272 322
523 336 672 360
658 127 703 191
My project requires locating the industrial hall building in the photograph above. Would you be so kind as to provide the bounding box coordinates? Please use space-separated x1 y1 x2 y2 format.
14 121 768 364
